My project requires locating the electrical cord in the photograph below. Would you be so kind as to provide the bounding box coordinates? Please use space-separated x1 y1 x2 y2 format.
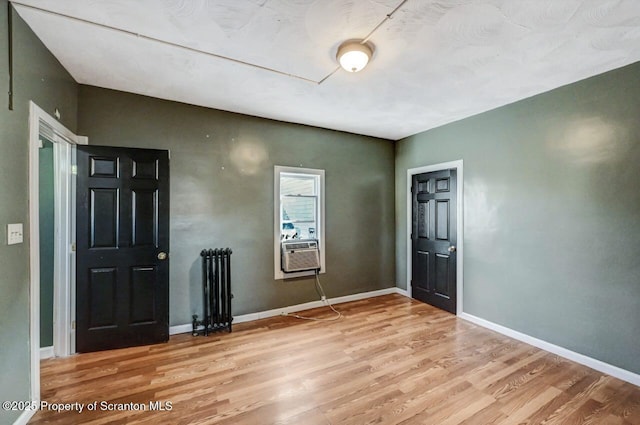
284 270 342 322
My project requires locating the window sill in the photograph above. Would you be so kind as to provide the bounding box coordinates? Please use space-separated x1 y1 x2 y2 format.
275 268 325 280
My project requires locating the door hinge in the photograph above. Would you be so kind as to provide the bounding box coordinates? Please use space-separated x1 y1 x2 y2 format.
71 320 76 330
71 243 76 252
71 165 77 175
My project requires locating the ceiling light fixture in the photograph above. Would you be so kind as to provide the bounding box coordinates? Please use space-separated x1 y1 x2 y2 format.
336 40 374 73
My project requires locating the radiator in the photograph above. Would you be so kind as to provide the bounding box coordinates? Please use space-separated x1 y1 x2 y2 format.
192 248 233 336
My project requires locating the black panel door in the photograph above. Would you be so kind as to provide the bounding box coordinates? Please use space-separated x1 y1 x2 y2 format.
76 146 169 352
411 169 457 314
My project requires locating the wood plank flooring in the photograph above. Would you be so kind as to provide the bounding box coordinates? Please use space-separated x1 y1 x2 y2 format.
31 294 640 424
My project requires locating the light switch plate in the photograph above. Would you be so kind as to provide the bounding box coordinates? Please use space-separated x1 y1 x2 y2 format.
7 223 23 245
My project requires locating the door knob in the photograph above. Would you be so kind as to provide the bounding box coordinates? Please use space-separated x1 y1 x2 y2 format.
448 246 456 253
157 252 168 260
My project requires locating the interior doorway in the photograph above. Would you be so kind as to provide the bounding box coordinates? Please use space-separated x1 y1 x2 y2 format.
406 160 464 315
28 101 87 401
410 169 458 313
38 136 55 359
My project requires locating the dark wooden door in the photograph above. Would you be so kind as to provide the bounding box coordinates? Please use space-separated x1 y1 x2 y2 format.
76 146 169 352
411 169 457 314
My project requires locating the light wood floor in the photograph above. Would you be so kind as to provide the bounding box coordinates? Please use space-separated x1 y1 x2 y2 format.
32 294 640 424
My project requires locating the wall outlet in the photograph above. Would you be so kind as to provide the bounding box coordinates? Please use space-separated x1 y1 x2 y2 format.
7 223 23 245
321 296 327 302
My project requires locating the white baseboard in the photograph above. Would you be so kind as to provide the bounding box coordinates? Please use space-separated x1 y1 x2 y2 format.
169 324 193 336
13 407 37 425
394 287 409 297
459 312 640 387
40 346 54 360
170 287 398 335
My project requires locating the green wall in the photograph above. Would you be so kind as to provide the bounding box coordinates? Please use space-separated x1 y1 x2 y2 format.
39 139 54 348
395 62 640 374
0 3 78 423
77 86 396 324
2 3 639 421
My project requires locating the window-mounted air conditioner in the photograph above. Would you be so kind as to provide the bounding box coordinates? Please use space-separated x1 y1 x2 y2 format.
281 239 320 273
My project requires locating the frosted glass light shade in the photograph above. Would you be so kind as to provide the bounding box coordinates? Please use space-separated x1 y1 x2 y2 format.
337 40 373 73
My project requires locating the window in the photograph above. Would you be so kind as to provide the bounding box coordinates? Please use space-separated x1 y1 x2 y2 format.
274 166 325 279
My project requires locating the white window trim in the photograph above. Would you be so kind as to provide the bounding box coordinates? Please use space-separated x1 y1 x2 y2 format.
274 166 326 280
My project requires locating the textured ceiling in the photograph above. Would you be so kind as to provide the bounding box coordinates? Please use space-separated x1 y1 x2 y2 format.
12 0 640 140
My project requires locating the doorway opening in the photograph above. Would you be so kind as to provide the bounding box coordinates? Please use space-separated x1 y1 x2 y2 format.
28 101 87 401
406 160 464 315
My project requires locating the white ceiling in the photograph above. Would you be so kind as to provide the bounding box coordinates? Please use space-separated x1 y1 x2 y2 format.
12 0 640 140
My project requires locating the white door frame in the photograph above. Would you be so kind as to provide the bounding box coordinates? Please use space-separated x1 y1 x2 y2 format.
28 101 87 401
406 160 464 315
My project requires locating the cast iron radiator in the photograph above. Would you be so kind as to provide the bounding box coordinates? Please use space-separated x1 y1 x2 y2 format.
192 248 233 336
